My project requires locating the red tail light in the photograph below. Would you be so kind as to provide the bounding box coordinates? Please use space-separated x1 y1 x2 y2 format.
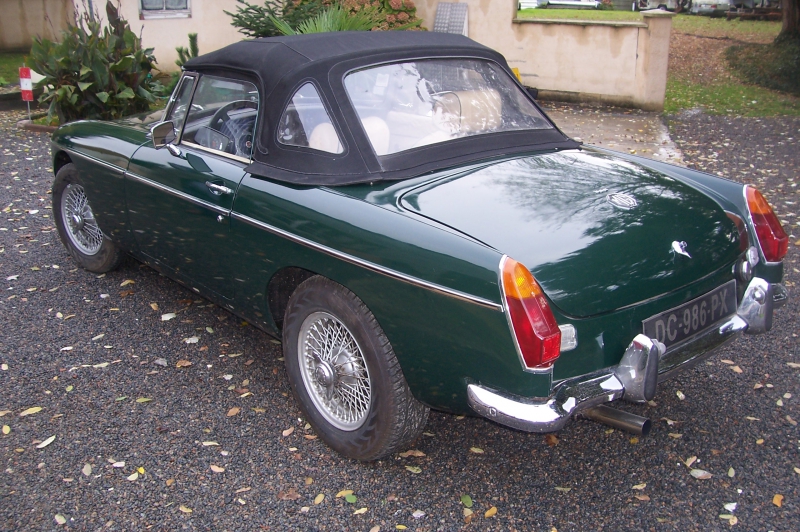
501 257 561 370
745 186 788 262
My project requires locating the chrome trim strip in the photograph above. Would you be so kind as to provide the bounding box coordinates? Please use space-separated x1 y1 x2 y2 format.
182 141 252 165
63 148 125 175
124 171 230 216
231 212 502 311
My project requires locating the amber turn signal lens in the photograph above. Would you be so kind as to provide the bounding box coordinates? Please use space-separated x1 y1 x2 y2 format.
501 257 561 370
745 186 788 262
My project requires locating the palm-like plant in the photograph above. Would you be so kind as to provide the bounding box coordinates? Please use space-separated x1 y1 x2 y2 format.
270 4 379 34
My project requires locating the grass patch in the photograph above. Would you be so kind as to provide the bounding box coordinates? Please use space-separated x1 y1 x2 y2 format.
0 52 28 86
671 14 780 42
664 78 800 116
516 8 643 21
726 37 800 96
32 115 60 127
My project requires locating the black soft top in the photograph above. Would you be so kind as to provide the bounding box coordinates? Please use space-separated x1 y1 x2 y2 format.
184 32 577 186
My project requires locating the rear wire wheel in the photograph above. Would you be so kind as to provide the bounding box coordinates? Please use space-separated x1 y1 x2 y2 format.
283 276 429 461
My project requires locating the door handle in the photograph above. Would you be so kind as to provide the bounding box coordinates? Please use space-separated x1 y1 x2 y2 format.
205 181 233 195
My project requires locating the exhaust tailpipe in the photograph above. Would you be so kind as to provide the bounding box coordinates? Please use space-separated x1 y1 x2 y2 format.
583 405 651 436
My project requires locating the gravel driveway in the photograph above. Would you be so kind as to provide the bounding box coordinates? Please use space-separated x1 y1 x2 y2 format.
1 107 798 531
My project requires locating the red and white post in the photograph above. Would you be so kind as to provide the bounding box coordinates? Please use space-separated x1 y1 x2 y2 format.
19 66 33 121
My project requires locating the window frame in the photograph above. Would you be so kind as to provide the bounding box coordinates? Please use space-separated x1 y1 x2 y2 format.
276 81 345 155
139 0 191 20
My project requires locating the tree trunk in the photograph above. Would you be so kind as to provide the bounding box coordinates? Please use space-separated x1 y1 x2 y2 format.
781 0 800 39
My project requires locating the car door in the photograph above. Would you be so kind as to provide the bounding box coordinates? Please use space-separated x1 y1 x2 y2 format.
125 74 259 299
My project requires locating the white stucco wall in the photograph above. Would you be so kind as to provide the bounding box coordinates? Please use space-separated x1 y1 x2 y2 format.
415 1 674 111
0 0 75 51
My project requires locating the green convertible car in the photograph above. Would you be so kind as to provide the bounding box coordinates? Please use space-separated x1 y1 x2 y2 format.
50 32 788 461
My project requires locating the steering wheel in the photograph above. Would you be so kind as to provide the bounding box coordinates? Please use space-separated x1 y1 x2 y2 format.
209 100 258 132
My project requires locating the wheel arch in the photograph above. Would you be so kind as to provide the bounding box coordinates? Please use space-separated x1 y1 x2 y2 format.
53 150 72 176
267 266 317 331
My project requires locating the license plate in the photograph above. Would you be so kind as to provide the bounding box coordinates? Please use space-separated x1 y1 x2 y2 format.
642 280 737 351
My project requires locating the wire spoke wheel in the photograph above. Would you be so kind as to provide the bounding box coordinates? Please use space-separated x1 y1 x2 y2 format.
298 311 372 431
60 183 103 256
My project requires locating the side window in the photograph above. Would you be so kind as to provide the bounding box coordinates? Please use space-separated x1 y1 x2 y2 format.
277 83 343 154
166 75 195 132
181 75 259 159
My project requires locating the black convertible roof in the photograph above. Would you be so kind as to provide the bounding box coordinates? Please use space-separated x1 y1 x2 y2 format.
183 32 577 186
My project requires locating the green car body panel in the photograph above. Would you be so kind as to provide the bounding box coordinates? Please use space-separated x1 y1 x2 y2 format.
50 113 783 415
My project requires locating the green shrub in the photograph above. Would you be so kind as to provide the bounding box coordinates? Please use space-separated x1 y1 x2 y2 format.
166 33 199 94
226 0 331 38
341 0 422 30
29 1 163 123
270 4 380 34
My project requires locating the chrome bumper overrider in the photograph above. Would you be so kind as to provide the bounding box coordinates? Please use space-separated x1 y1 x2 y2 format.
468 278 786 433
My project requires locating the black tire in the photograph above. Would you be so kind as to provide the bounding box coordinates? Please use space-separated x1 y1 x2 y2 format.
283 276 429 461
52 163 123 273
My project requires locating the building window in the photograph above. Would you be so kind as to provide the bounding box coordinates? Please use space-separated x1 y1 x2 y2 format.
140 0 191 19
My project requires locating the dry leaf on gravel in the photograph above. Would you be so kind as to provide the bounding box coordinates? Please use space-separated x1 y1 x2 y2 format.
690 469 712 479
545 434 559 446
166 478 175 486
36 435 56 449
405 466 421 474
19 406 42 416
178 505 192 514
120 280 134 287
135 397 152 403
353 507 368 515
398 449 425 458
202 441 219 447
210 465 225 473
336 490 353 498
183 336 199 344
278 487 301 500
632 483 646 490
469 447 484 454
485 506 497 518
635 494 651 501
282 427 294 437
2 425 9 435
54 514 66 525
176 360 192 368
773 494 783 507
82 464 91 476
684 456 697 467
127 472 139 481
314 494 325 504
227 407 240 417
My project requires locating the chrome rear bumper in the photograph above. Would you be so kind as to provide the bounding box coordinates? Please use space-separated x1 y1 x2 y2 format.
468 278 785 433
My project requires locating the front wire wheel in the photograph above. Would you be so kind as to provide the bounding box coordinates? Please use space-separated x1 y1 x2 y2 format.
283 276 429 461
52 163 123 273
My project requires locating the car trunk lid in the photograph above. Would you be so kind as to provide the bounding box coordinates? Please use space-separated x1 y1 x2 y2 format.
400 150 742 317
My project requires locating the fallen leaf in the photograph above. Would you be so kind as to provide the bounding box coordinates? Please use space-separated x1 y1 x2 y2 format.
369 527 380 532
314 493 325 504
485 506 497 518
787 416 798 426
463 508 473 517
469 447 484 454
461 494 473 508
2 425 9 435
127 472 139 481
731 366 743 374
150 303 159 311
120 279 134 287
690 469 712 479
724 502 737 512
635 494 650 501
92 362 108 368
345 494 357 504
555 486 572 492
91 334 105 341
178 505 192 514
632 483 646 490
668 433 683 439
206 327 214 334
304 477 313 485
353 507 368 515
720 359 735 365
20 407 42 417
728 467 735 478
183 336 199 344
405 466 421 474
59 346 73 352
746 416 760 421
756 438 764 444
210 465 225 473
202 441 219 447
794 467 800 474
227 407 240 417
398 449 425 458
282 427 294 437
545 434 559 446
36 435 56 449
161 313 176 321
772 494 783 507
684 456 697 467
278 487 301 500
336 490 353 498
166 478 175 486
112 461 125 468
65 385 73 392
661 417 679 426
135 397 152 403
786 362 800 368
54 514 67 525
754 383 764 389
412 509 425 519
176 360 192 368
303 434 316 440
676 390 686 400
119 290 134 297
396 526 407 530
82 464 92 476
629 437 639 444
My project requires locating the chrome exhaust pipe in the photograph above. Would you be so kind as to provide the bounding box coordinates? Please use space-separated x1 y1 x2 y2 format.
583 405 652 436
